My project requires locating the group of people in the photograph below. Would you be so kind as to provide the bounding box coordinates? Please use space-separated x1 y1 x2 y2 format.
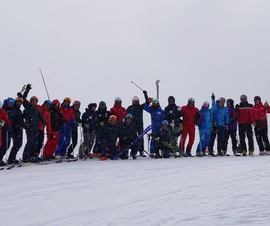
0 83 270 166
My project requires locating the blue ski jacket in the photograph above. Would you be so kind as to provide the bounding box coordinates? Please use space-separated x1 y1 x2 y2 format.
144 103 164 134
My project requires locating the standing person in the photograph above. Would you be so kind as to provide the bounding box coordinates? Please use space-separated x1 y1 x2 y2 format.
67 100 81 158
0 101 11 166
93 101 111 157
110 97 127 124
80 103 98 158
196 101 212 157
235 95 254 156
43 99 63 160
143 90 164 158
251 96 270 155
179 97 200 157
118 114 140 159
34 100 52 158
18 84 46 163
55 97 75 159
7 97 24 164
208 96 229 156
126 95 146 157
224 99 238 155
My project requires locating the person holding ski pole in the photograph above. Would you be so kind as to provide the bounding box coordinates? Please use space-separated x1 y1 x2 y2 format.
251 96 270 155
143 90 164 158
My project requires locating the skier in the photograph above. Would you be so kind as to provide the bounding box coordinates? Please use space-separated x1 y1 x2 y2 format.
97 115 120 160
126 94 147 157
118 114 140 159
80 103 98 158
67 100 81 158
7 97 24 164
43 99 63 160
208 95 229 156
153 120 182 158
93 101 111 157
0 101 11 166
196 101 212 157
251 96 270 155
164 96 182 154
55 97 75 159
179 97 200 157
224 99 238 155
235 95 254 156
110 97 127 124
35 100 52 158
143 91 164 158
17 84 46 163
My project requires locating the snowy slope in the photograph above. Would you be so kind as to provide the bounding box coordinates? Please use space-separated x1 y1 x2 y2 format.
1 156 270 226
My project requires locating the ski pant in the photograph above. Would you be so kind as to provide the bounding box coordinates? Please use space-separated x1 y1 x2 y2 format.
43 131 60 158
93 134 102 154
67 126 78 156
136 124 145 154
208 126 225 154
8 128 23 162
154 141 171 158
0 128 11 161
23 127 39 161
254 127 270 151
150 133 159 154
79 132 95 157
180 125 195 153
99 139 117 159
196 128 211 154
55 123 72 157
224 129 238 152
119 140 141 159
34 129 44 157
238 124 254 152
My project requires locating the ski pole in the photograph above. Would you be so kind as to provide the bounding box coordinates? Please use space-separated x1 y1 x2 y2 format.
39 68 51 100
131 81 144 91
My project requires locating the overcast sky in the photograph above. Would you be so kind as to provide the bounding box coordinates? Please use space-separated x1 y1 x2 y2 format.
1 0 270 110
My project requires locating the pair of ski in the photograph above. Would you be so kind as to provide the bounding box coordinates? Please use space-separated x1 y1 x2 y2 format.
114 125 152 160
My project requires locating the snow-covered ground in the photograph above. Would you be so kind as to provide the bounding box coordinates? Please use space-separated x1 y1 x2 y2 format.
1 155 270 226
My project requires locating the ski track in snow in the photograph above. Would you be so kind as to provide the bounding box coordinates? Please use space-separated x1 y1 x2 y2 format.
1 157 270 226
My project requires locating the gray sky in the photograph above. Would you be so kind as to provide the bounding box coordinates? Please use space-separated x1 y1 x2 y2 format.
1 0 270 110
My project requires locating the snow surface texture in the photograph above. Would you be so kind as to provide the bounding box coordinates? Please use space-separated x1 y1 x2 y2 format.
1 156 270 226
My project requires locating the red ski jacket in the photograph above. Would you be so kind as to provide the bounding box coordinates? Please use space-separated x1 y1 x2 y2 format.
110 104 127 123
235 102 254 124
37 105 52 133
59 105 75 123
251 103 270 128
181 105 199 127
0 109 11 127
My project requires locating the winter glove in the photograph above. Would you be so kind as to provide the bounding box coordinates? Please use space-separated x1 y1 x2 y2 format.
264 101 269 107
148 97 153 103
26 83 32 91
99 121 105 127
49 133 55 139
211 92 215 100
17 92 23 98
0 120 5 127
143 90 148 95
170 122 175 128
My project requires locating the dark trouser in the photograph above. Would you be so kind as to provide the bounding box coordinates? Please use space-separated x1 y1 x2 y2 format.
99 140 117 159
34 129 44 157
208 126 225 154
79 132 95 157
254 127 270 151
0 128 11 161
119 140 141 159
224 129 238 152
239 124 254 152
154 141 171 158
23 127 39 161
136 124 145 154
8 128 23 162
67 127 78 156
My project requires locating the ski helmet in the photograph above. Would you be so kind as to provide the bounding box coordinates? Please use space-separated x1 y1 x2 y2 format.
254 96 261 102
99 101 106 106
109 115 117 122
188 97 195 103
202 101 209 108
30 96 39 102
73 100 81 106
226 99 234 105
15 97 23 103
125 113 133 119
88 103 97 109
7 98 15 105
114 97 122 103
168 96 175 103
52 99 60 106
43 100 52 106
152 99 159 104
240 95 247 100
161 120 169 125
218 97 226 104
132 96 140 102
64 97 71 103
